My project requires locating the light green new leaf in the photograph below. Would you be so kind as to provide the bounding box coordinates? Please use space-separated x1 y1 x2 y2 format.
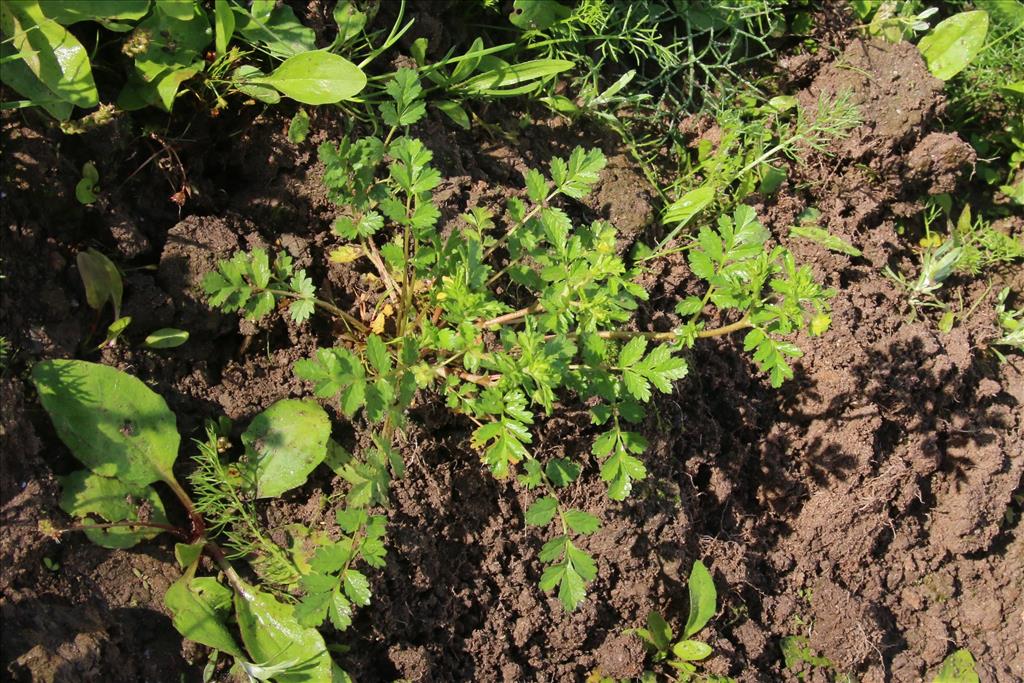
241 399 331 498
76 248 123 318
214 0 235 55
918 11 989 80
789 225 862 257
646 611 673 652
252 51 366 105
33 360 180 487
683 560 717 638
59 469 168 548
933 649 979 683
144 328 189 349
234 582 336 683
673 640 713 661
166 568 245 658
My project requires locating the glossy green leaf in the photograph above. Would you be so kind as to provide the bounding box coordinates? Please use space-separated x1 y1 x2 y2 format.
673 639 713 661
166 568 245 658
251 51 366 105
683 560 717 638
918 11 989 80
234 582 336 683
241 399 331 498
0 41 73 120
59 469 168 548
99 316 132 349
144 328 190 349
32 360 180 487
1 0 99 108
213 0 234 55
76 248 123 318
457 59 572 95
38 1 150 24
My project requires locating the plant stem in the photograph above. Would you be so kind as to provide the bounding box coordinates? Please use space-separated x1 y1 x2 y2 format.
590 317 751 341
478 303 542 328
163 475 206 541
267 289 369 333
52 520 190 540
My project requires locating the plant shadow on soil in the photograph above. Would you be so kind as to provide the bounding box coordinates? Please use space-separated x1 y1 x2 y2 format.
2 24 1023 683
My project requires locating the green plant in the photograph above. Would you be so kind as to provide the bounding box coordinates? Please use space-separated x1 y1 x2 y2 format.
32 359 356 681
991 287 1024 360
933 648 979 683
1 0 367 123
203 70 835 611
632 560 731 681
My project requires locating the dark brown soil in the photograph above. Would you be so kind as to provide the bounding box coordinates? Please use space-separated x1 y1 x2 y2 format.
1 21 1021 683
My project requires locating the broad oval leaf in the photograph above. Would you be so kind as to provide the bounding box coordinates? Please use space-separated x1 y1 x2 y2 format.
234 582 336 683
38 1 151 24
241 399 330 498
1 1 99 108
683 559 717 638
672 639 713 661
144 328 190 349
76 248 123 317
166 571 245 658
253 51 366 105
59 469 168 549
918 11 989 80
32 360 180 487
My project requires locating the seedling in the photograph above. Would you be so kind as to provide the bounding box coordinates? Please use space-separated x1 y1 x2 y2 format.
633 560 727 681
32 360 357 680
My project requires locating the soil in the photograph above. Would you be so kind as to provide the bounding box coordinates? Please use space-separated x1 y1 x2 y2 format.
1 12 1021 683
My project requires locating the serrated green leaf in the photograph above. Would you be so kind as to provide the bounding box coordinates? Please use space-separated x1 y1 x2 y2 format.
563 509 600 535
545 458 580 487
342 569 371 606
525 496 558 526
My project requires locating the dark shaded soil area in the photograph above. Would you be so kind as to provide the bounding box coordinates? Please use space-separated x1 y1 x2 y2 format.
1 21 1021 683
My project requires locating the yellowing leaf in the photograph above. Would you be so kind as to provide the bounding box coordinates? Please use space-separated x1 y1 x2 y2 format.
370 303 393 335
329 245 364 264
